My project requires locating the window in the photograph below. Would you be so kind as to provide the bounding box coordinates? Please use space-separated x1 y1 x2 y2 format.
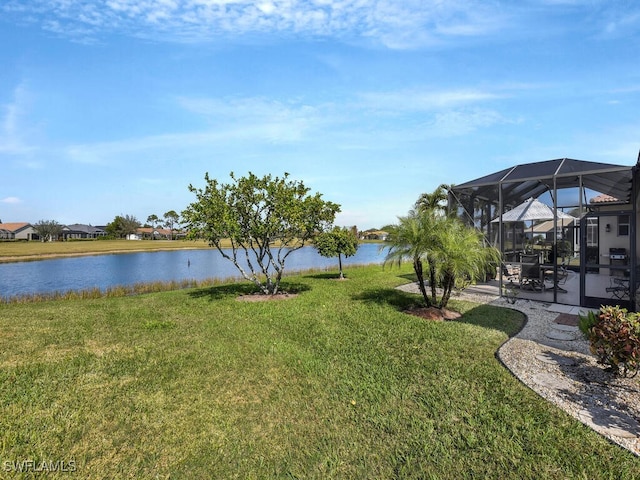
618 215 630 236
586 217 598 246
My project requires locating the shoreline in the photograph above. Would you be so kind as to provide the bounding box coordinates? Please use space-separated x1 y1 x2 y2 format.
0 246 209 264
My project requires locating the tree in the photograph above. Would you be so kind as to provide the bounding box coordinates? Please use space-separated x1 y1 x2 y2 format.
106 214 140 239
182 171 340 295
163 210 180 240
32 220 62 242
383 209 440 307
146 214 159 227
384 189 500 310
314 226 359 279
414 184 451 216
433 216 501 308
146 214 159 239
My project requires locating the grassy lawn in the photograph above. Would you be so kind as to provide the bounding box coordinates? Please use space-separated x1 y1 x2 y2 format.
0 264 637 478
0 239 213 262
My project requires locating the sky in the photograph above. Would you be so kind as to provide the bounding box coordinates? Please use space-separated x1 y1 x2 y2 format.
1 1 639 230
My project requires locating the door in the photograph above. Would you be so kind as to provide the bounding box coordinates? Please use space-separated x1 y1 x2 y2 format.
580 211 633 309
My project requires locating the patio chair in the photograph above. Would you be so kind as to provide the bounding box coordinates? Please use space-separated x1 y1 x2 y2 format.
607 277 629 300
520 254 544 291
501 263 520 284
543 261 570 293
606 266 640 300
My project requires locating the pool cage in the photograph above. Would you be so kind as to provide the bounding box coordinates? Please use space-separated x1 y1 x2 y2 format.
447 157 639 309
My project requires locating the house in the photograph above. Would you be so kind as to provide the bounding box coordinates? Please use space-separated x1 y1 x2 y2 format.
449 156 640 310
361 230 389 241
135 227 174 240
61 224 107 240
528 218 577 253
0 222 39 241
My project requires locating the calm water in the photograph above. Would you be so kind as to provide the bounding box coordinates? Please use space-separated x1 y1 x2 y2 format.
0 243 387 299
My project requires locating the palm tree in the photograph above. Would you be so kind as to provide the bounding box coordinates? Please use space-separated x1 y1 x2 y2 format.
414 184 451 216
432 217 501 308
383 208 443 307
385 189 500 310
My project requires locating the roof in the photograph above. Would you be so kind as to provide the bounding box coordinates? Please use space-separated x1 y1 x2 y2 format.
136 227 173 235
64 224 106 234
531 218 575 233
589 193 623 204
0 222 32 233
451 158 636 207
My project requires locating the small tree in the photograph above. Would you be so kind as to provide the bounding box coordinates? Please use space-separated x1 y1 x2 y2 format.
106 214 140 239
146 214 159 239
163 210 180 240
33 220 62 242
314 226 359 279
182 171 340 295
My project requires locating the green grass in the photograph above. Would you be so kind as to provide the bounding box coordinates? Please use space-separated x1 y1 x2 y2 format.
0 239 213 262
0 264 637 478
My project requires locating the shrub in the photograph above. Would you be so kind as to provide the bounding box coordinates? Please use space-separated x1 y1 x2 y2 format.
579 305 640 377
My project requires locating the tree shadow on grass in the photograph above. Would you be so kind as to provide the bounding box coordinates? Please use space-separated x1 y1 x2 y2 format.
397 273 419 283
352 287 424 311
303 272 342 280
454 302 526 338
188 281 310 301
354 285 524 337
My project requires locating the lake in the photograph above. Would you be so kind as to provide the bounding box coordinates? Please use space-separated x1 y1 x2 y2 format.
0 243 388 299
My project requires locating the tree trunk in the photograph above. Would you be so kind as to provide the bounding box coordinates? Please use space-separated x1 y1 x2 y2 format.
413 258 431 307
428 261 438 305
338 254 344 279
440 274 454 308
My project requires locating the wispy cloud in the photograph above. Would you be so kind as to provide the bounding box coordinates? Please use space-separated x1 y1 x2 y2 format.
428 108 507 136
358 88 504 112
2 0 508 48
0 83 38 156
65 87 512 164
1 197 21 204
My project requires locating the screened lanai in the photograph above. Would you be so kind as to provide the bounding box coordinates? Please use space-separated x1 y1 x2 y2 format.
448 157 639 309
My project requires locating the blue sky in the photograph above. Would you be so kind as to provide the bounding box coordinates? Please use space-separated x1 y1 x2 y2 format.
1 1 639 230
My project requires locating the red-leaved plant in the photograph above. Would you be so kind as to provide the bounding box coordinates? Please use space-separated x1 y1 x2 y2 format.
579 305 640 377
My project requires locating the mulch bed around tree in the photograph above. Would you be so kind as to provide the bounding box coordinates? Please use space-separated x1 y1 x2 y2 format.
404 306 462 321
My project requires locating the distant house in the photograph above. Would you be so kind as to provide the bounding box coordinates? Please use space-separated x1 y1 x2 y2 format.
136 227 174 240
528 218 576 242
61 224 107 240
0 222 38 241
361 230 389 241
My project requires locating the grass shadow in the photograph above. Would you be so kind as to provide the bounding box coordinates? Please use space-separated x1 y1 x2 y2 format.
352 287 424 311
189 281 311 301
397 273 419 283
455 302 526 337
303 272 343 280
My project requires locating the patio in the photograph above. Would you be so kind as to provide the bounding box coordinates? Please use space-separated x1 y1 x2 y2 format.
448 157 639 309
472 268 631 306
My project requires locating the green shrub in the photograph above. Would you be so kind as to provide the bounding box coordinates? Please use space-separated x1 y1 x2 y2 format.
579 305 640 377
578 310 598 337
